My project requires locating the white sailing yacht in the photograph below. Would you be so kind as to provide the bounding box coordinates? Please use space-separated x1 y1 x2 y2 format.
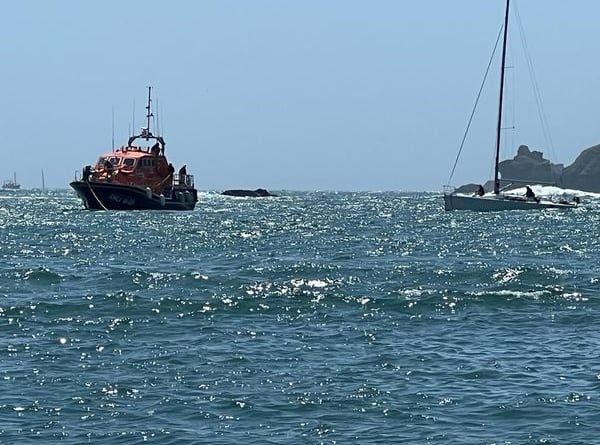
443 0 577 211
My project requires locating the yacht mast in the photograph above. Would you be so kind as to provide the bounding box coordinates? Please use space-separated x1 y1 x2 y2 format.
493 0 510 195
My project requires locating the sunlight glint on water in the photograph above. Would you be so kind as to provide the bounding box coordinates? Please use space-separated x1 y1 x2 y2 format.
0 190 599 443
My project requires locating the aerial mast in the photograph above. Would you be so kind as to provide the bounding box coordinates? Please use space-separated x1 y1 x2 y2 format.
111 105 115 152
145 86 153 140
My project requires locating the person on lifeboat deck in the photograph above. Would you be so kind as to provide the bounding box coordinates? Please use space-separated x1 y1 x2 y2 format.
178 165 187 185
151 142 160 155
82 165 92 182
104 159 114 182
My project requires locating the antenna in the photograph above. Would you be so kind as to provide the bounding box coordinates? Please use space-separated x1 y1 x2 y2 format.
132 97 135 137
111 105 115 152
145 86 153 138
160 102 165 139
155 99 160 136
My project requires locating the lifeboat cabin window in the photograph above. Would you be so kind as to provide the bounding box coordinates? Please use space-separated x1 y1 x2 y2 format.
97 156 122 168
139 158 156 168
123 158 135 167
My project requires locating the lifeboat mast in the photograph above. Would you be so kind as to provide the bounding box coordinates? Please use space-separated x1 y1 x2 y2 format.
127 86 166 153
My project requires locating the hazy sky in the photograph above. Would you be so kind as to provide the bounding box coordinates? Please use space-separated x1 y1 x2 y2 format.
1 1 598 191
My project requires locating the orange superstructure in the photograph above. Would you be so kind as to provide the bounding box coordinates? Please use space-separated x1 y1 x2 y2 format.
92 145 172 194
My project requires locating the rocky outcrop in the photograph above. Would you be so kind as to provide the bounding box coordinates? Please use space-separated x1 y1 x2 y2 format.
562 144 600 192
221 188 277 197
454 183 487 194
458 143 600 193
498 145 564 185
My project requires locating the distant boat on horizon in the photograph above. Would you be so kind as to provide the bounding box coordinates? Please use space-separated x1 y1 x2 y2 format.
2 172 20 190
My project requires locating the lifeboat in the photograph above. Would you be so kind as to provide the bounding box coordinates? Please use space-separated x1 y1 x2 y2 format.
70 87 198 210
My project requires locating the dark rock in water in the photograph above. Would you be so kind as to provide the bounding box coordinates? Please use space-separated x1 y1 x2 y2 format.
498 145 564 186
457 143 600 193
222 188 277 197
454 180 509 194
454 183 485 194
562 144 600 192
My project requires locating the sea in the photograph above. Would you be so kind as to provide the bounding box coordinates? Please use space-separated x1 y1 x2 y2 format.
1 189 599 444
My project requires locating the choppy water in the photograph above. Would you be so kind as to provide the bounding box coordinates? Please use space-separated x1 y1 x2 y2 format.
1 190 600 444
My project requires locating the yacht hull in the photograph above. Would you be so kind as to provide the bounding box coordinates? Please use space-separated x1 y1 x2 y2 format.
444 193 576 212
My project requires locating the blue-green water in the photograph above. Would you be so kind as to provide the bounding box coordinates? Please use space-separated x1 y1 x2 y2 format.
1 190 599 444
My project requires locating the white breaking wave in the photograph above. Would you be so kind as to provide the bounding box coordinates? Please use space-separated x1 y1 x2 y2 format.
503 185 600 199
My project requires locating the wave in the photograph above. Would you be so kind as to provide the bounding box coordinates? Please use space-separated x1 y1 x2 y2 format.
9 266 63 284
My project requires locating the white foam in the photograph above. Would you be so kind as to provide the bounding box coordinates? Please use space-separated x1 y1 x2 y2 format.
506 185 600 199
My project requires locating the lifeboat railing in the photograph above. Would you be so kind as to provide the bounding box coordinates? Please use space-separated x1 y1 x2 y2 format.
173 173 194 188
